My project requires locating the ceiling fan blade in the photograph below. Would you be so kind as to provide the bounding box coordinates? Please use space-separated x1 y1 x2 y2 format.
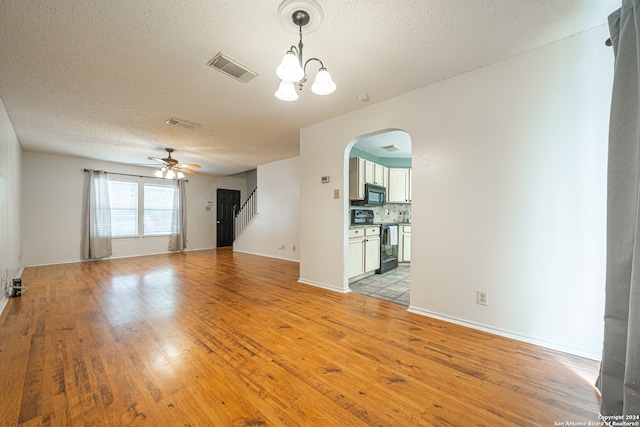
179 163 201 169
149 156 169 164
176 167 197 175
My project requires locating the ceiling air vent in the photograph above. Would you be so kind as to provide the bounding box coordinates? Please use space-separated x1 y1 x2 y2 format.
207 52 259 84
166 117 200 130
381 144 400 152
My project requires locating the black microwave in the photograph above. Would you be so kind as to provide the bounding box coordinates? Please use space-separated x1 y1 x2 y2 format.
352 183 386 206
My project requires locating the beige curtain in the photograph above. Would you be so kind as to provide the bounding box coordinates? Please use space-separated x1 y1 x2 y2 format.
597 0 640 416
81 169 112 259
168 179 187 251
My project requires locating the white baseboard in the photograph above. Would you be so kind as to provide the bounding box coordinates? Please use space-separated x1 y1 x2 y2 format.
0 295 8 317
23 247 218 267
232 248 300 263
407 305 601 361
297 278 350 294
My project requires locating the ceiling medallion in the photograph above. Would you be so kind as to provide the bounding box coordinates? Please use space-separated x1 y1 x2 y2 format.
277 0 324 34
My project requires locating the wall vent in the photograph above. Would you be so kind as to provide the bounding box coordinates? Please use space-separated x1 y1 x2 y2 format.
207 52 259 84
166 117 200 130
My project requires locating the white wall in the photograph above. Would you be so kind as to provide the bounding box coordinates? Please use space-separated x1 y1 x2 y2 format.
22 151 247 265
0 98 23 312
234 157 300 262
300 27 611 358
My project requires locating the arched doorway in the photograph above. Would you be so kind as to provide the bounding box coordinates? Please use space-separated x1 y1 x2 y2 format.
344 129 412 305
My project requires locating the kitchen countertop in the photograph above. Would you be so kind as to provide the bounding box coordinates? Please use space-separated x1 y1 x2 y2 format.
349 223 412 228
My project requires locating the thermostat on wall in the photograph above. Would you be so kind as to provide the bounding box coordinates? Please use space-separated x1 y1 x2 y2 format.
321 176 330 183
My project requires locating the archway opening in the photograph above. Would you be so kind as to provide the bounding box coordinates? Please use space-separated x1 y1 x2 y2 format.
344 129 412 305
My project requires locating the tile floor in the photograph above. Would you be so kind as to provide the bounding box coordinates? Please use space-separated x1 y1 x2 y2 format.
349 265 410 306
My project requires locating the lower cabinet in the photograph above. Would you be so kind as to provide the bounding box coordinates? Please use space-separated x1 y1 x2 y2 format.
348 236 365 278
399 225 411 263
364 234 381 272
349 226 381 280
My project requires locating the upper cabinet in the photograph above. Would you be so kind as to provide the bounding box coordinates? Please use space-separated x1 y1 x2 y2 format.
349 157 366 200
387 168 412 203
350 157 411 203
349 157 388 200
364 161 387 187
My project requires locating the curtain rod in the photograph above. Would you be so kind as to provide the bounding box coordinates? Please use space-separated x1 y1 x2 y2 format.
82 168 188 182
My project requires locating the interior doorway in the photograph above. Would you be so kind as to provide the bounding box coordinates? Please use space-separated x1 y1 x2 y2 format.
216 188 240 247
345 129 412 305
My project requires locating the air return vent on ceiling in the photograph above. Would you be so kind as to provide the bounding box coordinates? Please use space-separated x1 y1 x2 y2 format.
166 117 200 130
207 52 259 83
381 144 400 152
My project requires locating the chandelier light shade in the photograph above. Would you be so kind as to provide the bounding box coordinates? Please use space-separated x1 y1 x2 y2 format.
275 80 299 101
275 3 335 101
277 51 305 82
311 68 336 95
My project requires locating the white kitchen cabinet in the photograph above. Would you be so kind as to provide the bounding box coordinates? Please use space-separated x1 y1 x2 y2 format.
348 226 381 280
349 157 387 200
365 161 387 187
349 157 366 200
388 168 412 203
399 225 411 262
348 237 365 278
364 229 380 272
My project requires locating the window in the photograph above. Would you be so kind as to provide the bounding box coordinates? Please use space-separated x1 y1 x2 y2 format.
107 180 138 237
107 179 175 238
143 183 175 236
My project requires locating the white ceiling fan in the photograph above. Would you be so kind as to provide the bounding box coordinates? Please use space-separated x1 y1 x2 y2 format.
149 148 201 179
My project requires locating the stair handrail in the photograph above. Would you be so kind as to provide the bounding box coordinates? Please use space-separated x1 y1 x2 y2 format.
234 187 258 240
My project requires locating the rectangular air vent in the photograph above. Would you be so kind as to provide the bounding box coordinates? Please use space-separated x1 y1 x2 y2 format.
381 144 400 152
166 117 200 130
207 52 259 84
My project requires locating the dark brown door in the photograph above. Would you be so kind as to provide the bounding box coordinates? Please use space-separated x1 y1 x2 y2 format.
216 189 240 247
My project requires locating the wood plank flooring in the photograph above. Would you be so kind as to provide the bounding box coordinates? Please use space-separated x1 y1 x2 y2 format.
0 248 602 426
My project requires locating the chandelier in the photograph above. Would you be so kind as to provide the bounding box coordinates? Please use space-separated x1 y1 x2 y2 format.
275 2 335 101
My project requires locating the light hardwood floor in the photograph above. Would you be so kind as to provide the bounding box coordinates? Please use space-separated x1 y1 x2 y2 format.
0 248 601 426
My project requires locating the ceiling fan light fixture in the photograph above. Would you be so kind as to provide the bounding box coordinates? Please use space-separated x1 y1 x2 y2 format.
150 148 199 179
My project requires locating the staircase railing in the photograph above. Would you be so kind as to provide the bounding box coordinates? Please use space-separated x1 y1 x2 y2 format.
234 187 257 240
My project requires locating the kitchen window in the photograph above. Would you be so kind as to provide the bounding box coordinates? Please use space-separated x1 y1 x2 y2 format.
107 178 175 238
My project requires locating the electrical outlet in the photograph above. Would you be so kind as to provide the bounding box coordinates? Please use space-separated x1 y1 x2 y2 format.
278 245 285 250
477 291 488 306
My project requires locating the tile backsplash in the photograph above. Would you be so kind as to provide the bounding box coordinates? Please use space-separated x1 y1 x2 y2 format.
371 203 412 223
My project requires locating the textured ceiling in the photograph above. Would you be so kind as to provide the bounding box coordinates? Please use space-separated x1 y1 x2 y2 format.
0 0 618 176
354 131 412 158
